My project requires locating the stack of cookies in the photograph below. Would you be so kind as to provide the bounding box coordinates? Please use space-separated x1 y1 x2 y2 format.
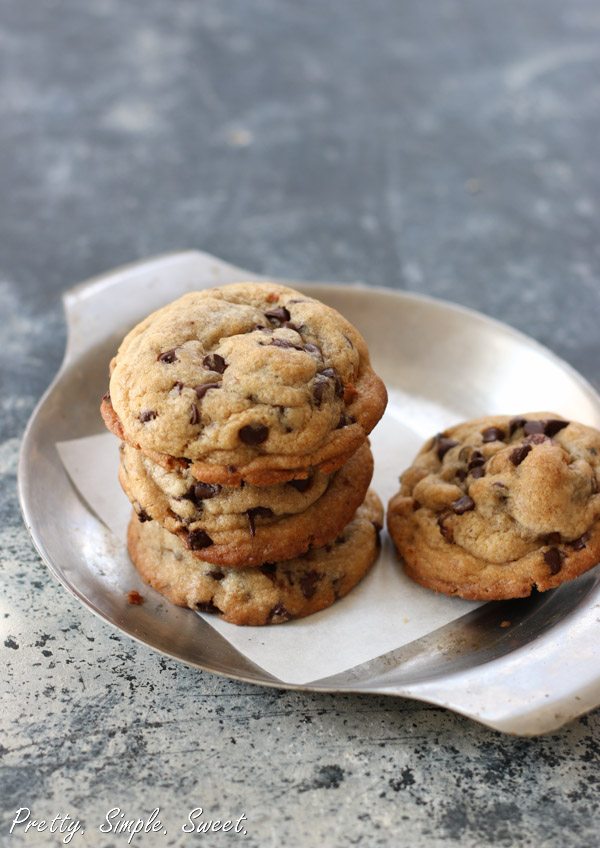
101 282 387 625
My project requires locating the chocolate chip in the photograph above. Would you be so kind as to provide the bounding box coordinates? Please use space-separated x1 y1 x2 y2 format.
283 321 300 331
482 426 505 443
510 444 532 466
470 466 486 479
196 601 221 614
269 603 291 622
246 506 274 537
544 419 569 437
270 338 303 351
570 533 590 551
336 413 355 429
319 367 344 398
172 381 184 394
195 382 221 399
299 570 321 599
289 476 313 493
137 509 152 523
209 570 225 581
188 529 213 550
509 417 526 436
189 404 200 425
239 423 269 445
468 451 485 469
437 512 454 542
436 436 459 460
203 353 227 373
312 375 329 407
258 562 277 582
542 532 561 545
455 469 467 482
524 420 545 435
139 409 157 422
194 482 221 500
303 343 321 356
157 349 177 363
544 547 564 575
265 306 291 324
451 495 475 514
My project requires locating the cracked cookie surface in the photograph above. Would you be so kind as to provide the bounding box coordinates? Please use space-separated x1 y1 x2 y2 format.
387 413 600 599
102 282 387 484
127 490 384 625
120 441 374 567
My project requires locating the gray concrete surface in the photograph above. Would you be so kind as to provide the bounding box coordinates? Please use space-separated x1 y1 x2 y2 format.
1 1 599 845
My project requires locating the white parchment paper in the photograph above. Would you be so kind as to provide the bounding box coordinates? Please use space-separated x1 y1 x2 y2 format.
57 393 480 685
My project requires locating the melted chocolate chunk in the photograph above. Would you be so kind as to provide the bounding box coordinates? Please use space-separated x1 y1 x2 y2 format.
437 512 454 542
269 603 291 622
289 476 313 493
265 306 291 324
196 601 221 614
188 529 213 550
194 482 222 500
436 436 459 460
300 570 321 599
239 423 269 445
544 547 564 575
510 444 532 466
482 426 505 443
469 466 486 479
203 353 227 373
544 419 569 437
208 570 225 581
569 533 590 551
139 409 157 423
524 420 545 436
303 343 321 356
157 349 177 363
189 404 200 425
260 562 277 581
246 506 274 537
270 338 303 351
451 495 475 514
319 367 344 398
195 382 221 399
312 374 329 407
468 451 485 469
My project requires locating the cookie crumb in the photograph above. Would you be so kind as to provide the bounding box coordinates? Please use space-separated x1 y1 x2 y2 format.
127 590 144 605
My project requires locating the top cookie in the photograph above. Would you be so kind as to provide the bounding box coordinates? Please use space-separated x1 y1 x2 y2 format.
387 413 600 599
102 282 387 482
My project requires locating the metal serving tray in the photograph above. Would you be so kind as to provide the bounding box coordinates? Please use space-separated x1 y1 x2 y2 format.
18 251 600 735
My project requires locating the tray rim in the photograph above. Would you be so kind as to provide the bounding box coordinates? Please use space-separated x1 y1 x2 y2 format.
17 249 600 736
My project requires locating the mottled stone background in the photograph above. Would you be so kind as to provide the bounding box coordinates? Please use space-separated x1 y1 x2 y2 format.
2 1 599 846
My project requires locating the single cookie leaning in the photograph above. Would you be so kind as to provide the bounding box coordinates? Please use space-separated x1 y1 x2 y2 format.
387 413 600 600
101 282 387 485
128 490 384 625
119 441 374 567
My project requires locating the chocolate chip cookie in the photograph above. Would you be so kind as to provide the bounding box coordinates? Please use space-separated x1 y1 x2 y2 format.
119 440 374 566
128 490 384 625
102 282 387 485
387 413 600 599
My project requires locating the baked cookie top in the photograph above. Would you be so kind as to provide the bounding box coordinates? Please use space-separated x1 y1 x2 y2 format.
104 282 387 474
128 490 384 625
387 413 600 598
